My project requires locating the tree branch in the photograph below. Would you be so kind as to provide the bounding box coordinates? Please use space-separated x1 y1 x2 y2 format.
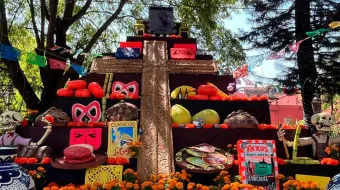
63 0 76 20
68 0 92 26
27 0 41 45
0 0 40 110
40 0 45 47
8 1 24 32
84 0 128 52
46 0 58 48
41 0 50 21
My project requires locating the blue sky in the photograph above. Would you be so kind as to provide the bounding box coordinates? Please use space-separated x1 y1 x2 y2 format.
225 11 278 79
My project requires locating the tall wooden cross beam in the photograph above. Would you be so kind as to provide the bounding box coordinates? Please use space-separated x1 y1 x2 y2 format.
91 41 217 180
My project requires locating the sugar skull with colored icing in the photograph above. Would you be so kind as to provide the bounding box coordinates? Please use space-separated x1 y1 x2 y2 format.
69 128 102 150
72 101 101 123
111 81 139 96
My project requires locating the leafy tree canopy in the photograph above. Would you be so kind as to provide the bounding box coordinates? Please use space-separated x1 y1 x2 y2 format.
0 0 245 113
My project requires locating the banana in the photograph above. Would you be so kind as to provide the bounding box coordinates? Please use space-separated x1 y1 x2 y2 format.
171 86 196 99
187 92 196 97
207 82 228 98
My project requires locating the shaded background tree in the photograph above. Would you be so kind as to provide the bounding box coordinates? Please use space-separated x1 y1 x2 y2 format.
0 0 245 113
240 0 340 126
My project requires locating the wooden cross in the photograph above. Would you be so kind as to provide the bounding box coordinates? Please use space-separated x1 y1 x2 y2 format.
91 41 217 180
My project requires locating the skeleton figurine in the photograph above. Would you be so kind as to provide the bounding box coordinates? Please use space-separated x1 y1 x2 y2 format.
0 111 52 146
277 112 339 160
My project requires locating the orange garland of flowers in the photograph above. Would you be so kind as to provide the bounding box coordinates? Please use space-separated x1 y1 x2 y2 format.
42 169 273 190
276 174 321 190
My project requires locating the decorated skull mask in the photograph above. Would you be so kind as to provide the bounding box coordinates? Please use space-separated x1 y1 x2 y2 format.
0 111 23 132
311 112 335 132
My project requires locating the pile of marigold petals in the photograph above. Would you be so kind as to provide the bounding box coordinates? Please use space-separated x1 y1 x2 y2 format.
258 124 307 130
15 157 51 164
320 157 340 166
106 157 130 165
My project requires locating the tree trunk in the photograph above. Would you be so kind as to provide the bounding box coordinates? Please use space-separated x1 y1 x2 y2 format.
295 0 318 127
0 0 40 110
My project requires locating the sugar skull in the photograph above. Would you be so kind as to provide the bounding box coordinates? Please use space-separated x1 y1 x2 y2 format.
311 112 335 132
111 81 139 96
69 128 102 150
71 101 101 123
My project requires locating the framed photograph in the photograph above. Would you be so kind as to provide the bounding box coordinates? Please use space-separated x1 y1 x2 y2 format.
107 121 138 158
148 7 174 35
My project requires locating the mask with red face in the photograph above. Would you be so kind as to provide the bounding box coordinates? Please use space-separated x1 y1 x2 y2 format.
69 128 102 150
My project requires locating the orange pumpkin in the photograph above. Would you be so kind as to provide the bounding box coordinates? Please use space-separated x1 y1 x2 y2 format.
197 85 218 96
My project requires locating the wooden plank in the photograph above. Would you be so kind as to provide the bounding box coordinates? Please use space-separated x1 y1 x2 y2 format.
167 60 218 74
90 59 143 74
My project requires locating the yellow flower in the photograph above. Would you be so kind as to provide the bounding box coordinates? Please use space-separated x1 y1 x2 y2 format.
37 175 41 179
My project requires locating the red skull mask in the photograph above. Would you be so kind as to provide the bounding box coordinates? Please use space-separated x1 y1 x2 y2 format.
111 81 139 96
69 128 102 150
72 101 101 123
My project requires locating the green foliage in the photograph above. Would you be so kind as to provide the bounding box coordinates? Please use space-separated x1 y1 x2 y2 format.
1 0 246 111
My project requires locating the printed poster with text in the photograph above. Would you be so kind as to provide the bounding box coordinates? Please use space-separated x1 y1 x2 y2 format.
237 140 279 190
107 121 137 159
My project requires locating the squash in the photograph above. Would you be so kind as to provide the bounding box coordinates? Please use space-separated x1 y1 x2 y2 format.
197 85 217 96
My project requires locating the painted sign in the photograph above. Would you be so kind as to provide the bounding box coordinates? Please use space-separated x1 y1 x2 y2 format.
170 48 195 60
120 42 143 53
69 128 102 150
237 140 279 190
107 121 137 159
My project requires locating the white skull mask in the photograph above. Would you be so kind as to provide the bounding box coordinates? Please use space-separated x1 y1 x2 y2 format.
0 111 23 132
311 113 335 132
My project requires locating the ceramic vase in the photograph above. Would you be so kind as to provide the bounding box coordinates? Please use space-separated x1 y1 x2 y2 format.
0 147 35 190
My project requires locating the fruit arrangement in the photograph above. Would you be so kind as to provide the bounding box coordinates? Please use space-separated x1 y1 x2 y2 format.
57 80 104 98
171 83 268 101
171 104 220 126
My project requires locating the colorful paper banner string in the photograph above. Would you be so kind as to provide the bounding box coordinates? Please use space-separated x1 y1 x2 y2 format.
267 48 286 60
288 38 309 53
0 43 21 62
26 52 47 67
306 28 328 38
49 58 67 70
71 63 87 76
233 65 249 79
85 165 123 185
329 21 340 29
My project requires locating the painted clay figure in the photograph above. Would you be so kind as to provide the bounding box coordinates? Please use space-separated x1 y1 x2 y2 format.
277 112 339 160
0 111 52 147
